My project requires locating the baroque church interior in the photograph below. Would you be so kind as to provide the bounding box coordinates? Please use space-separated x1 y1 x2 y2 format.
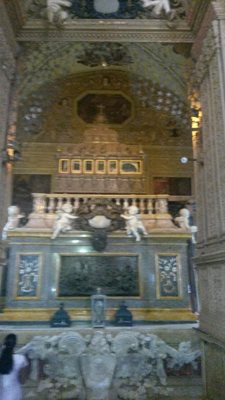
0 0 225 399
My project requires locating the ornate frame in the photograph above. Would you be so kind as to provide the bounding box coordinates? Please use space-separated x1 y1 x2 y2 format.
14 253 43 300
71 159 82 174
83 159 94 173
120 160 143 174
155 253 183 300
58 159 70 173
108 160 118 174
55 252 142 299
95 159 106 174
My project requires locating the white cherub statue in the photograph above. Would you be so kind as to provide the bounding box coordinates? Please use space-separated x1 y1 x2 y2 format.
121 205 148 241
142 0 171 15
175 208 198 243
46 0 72 24
51 203 78 239
2 205 24 240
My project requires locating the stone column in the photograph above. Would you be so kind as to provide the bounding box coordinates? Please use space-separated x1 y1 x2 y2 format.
0 1 17 229
0 0 17 309
191 1 225 398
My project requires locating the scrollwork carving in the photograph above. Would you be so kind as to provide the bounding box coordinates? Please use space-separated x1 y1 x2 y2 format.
19 330 201 400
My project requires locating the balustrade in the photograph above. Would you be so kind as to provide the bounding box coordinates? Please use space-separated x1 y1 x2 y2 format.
31 193 170 216
24 193 190 230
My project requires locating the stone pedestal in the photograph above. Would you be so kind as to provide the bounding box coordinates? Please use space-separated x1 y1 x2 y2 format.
0 229 195 324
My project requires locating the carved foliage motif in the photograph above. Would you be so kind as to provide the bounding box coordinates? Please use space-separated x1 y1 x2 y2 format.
156 254 181 298
16 254 41 298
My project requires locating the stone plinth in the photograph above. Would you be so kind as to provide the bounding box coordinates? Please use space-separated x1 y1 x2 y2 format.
0 229 195 324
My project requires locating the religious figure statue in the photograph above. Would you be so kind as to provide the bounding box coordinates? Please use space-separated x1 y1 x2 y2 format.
46 0 72 24
51 203 78 239
2 205 24 240
121 205 148 241
91 288 106 328
175 208 198 243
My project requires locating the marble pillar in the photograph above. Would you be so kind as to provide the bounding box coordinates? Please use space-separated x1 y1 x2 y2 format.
0 3 17 229
0 0 17 308
191 1 225 398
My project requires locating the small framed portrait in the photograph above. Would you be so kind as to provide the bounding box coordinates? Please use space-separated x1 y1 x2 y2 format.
108 160 118 174
71 159 82 174
58 159 70 173
120 160 142 174
95 160 106 174
83 159 94 173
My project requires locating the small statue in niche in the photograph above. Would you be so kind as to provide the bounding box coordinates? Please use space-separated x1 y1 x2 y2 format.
51 203 78 239
91 288 106 328
121 205 148 241
50 302 71 327
2 205 24 240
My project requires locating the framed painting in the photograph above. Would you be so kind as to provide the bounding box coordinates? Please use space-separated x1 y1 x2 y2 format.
120 160 142 174
58 159 70 174
83 159 94 173
155 253 182 300
95 160 106 174
108 160 118 174
71 159 82 174
56 253 140 297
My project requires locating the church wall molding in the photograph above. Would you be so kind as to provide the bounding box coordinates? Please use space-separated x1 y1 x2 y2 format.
197 328 225 350
16 25 194 43
194 249 225 266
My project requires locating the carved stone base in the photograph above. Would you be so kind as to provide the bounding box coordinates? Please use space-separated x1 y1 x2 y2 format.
154 214 175 229
25 213 48 228
25 213 56 229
